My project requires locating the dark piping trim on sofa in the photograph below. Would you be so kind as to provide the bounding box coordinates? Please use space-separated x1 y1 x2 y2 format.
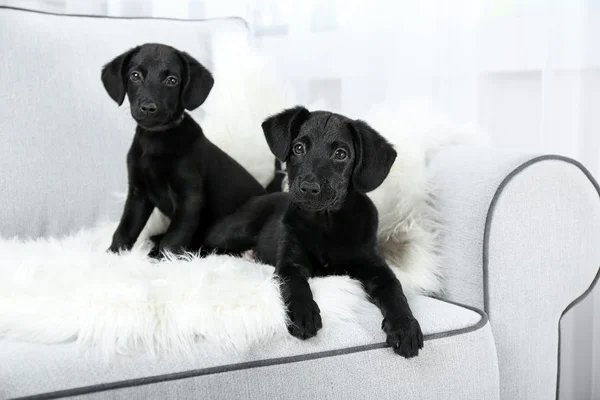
11 299 488 400
481 155 600 400
556 267 600 399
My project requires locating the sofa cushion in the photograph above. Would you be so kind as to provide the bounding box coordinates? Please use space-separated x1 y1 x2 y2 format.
0 7 248 239
0 296 498 399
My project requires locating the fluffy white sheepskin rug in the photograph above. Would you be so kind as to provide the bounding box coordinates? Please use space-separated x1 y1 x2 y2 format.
363 101 486 294
0 222 379 358
0 33 483 356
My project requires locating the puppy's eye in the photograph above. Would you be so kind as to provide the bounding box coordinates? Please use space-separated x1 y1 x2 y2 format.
293 143 305 155
129 71 141 82
165 76 178 86
334 149 348 160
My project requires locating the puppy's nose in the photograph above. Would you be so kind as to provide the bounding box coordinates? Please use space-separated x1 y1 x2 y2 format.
300 181 321 195
140 102 157 115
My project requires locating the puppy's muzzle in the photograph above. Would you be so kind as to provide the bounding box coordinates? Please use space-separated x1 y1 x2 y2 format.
292 177 338 211
299 181 321 196
139 102 157 115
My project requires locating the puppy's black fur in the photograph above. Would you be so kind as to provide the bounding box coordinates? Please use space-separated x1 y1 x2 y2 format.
102 43 265 256
205 107 423 358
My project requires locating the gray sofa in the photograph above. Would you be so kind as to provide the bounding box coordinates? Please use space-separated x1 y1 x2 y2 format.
1 6 599 400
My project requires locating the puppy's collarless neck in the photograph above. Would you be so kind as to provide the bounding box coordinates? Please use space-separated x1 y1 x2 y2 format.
292 190 362 219
136 113 204 155
138 113 186 133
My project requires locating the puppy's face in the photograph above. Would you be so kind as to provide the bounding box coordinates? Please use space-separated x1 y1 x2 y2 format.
124 46 184 128
101 43 214 131
262 107 397 212
286 113 355 211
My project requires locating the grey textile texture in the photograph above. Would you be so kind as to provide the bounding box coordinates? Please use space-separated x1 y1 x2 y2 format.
484 159 600 400
429 146 534 309
431 147 600 399
0 7 248 239
0 296 489 399
70 324 499 400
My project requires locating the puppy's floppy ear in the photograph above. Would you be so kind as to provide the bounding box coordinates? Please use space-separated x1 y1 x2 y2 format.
179 51 214 111
101 46 139 106
348 120 397 193
261 106 310 161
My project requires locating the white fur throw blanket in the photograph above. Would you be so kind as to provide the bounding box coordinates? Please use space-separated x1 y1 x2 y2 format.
0 34 482 356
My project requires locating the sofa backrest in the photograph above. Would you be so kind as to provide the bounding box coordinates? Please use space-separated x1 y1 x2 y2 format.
0 7 250 238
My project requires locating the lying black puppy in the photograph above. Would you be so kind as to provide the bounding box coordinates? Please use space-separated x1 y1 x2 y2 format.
206 107 423 358
102 43 265 256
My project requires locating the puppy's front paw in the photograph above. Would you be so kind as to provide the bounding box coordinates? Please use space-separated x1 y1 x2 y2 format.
286 298 323 340
147 234 167 259
107 241 130 254
147 245 162 260
382 316 424 358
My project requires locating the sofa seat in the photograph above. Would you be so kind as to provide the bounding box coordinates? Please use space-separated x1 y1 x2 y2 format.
0 295 499 400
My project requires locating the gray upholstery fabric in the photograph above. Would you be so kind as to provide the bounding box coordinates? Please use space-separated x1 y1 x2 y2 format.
431 147 600 399
429 146 534 309
72 324 499 400
484 158 600 399
0 296 492 399
0 7 248 239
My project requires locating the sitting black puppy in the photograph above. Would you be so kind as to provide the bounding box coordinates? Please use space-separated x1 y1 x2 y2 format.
205 107 423 358
102 43 265 256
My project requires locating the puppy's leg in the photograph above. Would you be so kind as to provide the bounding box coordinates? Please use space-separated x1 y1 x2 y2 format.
109 188 154 253
277 233 322 339
157 194 203 255
204 212 259 253
147 234 164 259
344 253 423 358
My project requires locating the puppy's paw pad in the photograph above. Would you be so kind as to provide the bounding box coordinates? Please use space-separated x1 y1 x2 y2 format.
382 316 423 358
286 299 322 340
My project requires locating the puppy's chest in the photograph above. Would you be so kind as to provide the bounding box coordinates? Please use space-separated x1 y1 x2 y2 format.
303 222 367 273
138 155 180 215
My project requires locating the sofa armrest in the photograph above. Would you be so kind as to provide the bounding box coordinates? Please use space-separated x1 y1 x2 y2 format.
430 146 600 399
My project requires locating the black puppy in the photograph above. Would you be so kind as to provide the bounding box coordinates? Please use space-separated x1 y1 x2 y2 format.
205 107 423 358
102 43 265 256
